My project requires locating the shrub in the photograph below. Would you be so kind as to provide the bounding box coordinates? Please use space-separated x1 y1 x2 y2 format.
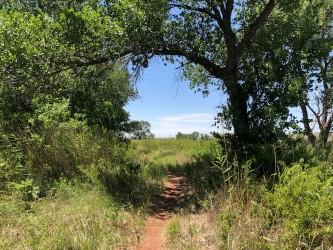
267 164 333 247
0 142 25 191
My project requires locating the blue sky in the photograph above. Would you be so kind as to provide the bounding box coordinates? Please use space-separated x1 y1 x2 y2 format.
126 58 225 137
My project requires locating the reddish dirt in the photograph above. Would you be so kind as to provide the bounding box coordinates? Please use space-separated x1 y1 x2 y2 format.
135 174 189 250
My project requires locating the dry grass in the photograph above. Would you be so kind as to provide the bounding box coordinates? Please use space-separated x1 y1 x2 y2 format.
165 185 287 250
166 212 220 250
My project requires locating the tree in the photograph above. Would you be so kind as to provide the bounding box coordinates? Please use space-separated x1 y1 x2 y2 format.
282 5 333 146
129 121 154 140
128 0 279 145
69 64 136 133
126 0 312 145
299 36 333 146
108 0 333 147
0 8 136 134
0 62 136 134
0 1 285 145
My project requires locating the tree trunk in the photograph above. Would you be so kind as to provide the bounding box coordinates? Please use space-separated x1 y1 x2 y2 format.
225 74 252 146
319 129 329 146
300 104 316 146
319 118 332 146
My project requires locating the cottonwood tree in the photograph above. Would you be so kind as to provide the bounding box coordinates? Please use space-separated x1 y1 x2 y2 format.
120 0 326 146
134 0 280 145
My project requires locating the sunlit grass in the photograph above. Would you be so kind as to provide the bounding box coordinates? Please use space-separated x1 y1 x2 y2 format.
131 138 216 166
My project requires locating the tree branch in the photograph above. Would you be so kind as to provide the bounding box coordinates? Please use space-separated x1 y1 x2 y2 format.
300 103 316 145
325 114 333 129
225 0 234 14
307 104 324 131
169 3 217 20
238 0 276 55
153 47 226 79
48 50 131 77
211 2 237 71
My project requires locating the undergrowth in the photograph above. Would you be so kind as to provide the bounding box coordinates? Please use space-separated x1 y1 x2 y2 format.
2 131 333 249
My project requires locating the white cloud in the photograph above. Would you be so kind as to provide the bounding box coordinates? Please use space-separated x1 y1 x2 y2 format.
150 113 218 137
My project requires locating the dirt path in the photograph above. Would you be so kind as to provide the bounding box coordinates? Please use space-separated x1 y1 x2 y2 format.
136 174 189 250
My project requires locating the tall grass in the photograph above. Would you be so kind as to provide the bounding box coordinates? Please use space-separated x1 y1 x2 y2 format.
0 124 158 248
0 182 143 249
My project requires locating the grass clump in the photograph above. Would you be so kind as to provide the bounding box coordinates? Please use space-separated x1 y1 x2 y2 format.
166 217 181 243
213 152 333 249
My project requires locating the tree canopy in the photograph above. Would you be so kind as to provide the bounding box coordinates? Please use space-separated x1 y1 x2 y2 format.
0 0 332 148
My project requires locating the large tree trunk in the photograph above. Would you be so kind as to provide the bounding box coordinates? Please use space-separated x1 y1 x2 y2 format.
229 87 252 145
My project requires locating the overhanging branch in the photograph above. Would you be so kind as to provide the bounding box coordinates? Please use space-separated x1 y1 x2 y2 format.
153 47 226 79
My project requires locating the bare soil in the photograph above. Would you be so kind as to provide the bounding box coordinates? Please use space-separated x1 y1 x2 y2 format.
136 174 189 250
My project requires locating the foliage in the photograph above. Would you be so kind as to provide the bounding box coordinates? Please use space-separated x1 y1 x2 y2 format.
0 98 132 196
0 135 24 191
9 178 40 201
118 0 331 146
69 64 136 133
1 0 328 148
0 1 333 249
0 64 135 134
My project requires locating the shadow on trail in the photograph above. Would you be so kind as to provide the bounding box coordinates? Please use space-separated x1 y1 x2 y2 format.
149 173 191 219
148 156 222 218
164 157 225 211
99 154 221 213
98 164 164 209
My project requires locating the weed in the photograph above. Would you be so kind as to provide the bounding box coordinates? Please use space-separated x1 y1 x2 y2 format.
167 217 181 242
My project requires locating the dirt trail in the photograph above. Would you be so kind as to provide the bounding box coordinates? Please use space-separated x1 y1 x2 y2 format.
135 174 189 250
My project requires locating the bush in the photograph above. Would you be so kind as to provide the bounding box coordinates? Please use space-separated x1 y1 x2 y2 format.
9 178 40 201
267 163 333 247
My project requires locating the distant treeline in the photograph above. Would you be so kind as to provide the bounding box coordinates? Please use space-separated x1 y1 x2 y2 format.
176 132 210 140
